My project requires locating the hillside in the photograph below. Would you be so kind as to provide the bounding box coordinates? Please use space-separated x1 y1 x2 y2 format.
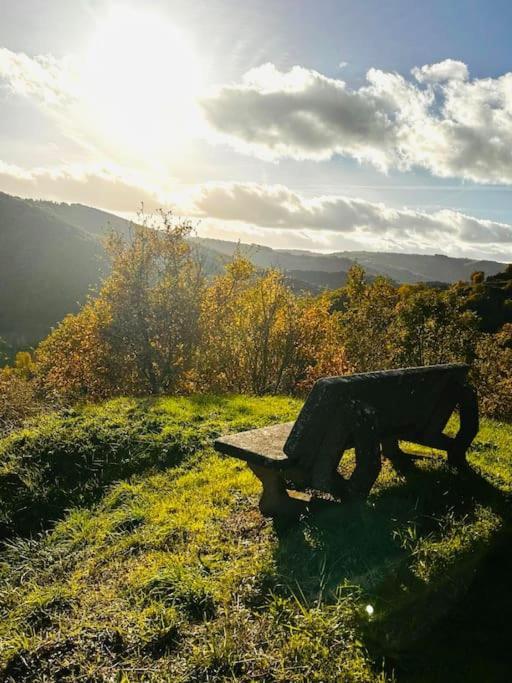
27 198 133 238
0 194 230 349
0 395 511 681
0 191 507 349
0 193 108 348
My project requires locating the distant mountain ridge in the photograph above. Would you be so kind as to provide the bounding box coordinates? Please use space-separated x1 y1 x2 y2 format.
334 250 504 285
0 191 507 348
195 237 505 285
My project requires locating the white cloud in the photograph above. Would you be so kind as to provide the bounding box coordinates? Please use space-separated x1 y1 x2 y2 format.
2 42 512 258
180 181 512 251
202 63 402 169
2 161 512 256
202 61 512 185
0 161 161 211
3 46 512 188
412 59 469 83
0 48 77 106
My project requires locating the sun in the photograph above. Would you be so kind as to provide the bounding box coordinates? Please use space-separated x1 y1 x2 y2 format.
79 6 205 166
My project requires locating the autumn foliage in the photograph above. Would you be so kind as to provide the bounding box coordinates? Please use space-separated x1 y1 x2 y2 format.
473 324 512 420
1 213 512 427
0 352 42 434
32 215 348 401
199 257 349 394
36 299 118 400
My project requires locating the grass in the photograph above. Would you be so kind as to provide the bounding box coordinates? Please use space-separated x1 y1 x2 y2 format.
0 394 300 538
0 395 511 681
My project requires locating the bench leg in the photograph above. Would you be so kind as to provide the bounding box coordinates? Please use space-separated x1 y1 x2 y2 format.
248 464 306 519
308 402 382 501
381 437 404 460
309 439 348 499
447 383 479 467
381 436 412 473
346 403 382 499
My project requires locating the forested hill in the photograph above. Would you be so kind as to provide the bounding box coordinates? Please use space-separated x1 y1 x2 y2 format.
0 193 108 348
0 191 506 348
26 197 133 238
0 193 227 348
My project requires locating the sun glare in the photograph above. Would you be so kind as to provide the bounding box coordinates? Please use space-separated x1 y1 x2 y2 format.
80 7 204 166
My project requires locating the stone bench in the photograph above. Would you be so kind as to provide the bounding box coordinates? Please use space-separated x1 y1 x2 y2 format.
214 364 479 517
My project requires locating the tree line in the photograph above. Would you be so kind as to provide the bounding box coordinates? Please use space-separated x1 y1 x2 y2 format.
1 213 511 433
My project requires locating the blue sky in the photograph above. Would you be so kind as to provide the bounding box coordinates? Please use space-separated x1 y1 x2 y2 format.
1 0 512 259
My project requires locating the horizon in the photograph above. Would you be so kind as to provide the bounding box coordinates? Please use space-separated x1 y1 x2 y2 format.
3 189 507 264
1 0 512 260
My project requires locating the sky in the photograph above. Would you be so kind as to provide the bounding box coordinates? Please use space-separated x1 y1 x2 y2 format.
1 0 512 260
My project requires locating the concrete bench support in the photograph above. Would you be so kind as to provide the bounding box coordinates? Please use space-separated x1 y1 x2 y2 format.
215 364 479 518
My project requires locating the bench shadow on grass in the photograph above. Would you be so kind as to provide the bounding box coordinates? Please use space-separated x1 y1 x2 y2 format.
271 453 512 682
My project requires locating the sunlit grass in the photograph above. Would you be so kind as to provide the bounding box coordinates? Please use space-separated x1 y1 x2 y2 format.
0 396 511 680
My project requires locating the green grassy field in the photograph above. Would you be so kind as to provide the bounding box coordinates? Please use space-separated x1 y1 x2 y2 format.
0 395 511 681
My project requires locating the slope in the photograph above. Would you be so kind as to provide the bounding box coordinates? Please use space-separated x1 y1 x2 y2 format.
0 193 107 347
0 395 511 681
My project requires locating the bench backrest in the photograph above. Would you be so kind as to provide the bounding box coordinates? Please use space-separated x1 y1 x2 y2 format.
284 364 469 460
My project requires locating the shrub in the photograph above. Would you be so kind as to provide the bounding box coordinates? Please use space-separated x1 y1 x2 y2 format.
473 324 512 420
0 368 38 435
393 285 478 367
0 352 43 436
332 266 399 372
332 268 479 373
100 213 204 394
199 257 349 394
36 213 204 401
35 298 120 401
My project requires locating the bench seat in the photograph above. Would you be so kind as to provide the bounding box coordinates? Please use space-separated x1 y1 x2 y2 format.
215 422 295 469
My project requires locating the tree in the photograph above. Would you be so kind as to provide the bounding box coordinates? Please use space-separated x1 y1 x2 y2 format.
36 212 205 399
393 285 478 367
333 266 399 372
100 212 204 394
199 257 350 394
474 324 512 420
